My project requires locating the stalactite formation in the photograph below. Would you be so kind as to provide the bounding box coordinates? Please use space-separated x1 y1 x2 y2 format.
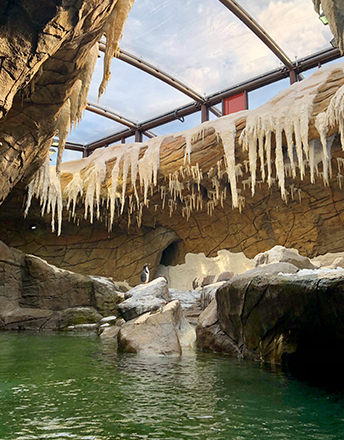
25 63 344 235
98 0 135 99
51 0 135 174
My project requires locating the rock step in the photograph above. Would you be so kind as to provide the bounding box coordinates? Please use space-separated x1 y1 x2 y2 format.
183 302 202 325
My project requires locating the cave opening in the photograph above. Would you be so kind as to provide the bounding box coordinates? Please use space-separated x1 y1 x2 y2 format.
160 241 179 267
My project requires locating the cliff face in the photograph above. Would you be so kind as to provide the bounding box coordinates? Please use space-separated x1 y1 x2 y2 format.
2 1 344 286
1 136 344 286
0 0 125 205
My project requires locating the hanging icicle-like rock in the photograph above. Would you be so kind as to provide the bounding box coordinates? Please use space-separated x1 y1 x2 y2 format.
24 63 344 234
98 0 135 99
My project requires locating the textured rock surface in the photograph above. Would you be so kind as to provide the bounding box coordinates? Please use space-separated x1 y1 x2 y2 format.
2 137 344 285
1 1 344 286
197 267 344 366
117 277 171 321
196 299 242 356
118 300 195 356
0 241 122 330
0 0 123 204
254 245 316 270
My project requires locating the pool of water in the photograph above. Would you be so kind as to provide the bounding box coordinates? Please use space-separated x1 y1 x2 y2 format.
0 332 344 440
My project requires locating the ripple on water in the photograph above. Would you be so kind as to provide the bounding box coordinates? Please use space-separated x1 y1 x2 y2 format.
1 334 344 440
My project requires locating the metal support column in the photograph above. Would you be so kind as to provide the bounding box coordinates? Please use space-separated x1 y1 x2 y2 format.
201 104 209 122
135 130 143 142
289 69 297 84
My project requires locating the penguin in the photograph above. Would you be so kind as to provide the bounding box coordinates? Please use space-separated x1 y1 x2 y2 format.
140 263 150 284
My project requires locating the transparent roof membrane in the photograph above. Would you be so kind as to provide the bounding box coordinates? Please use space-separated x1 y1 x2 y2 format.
64 0 338 159
238 0 333 59
67 109 125 145
87 53 194 122
121 0 283 95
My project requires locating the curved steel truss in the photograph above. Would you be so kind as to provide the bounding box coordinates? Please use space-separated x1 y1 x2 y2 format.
72 1 342 154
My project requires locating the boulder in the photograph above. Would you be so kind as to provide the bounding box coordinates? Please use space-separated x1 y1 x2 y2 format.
0 307 56 331
58 307 102 330
169 288 200 310
0 241 123 330
311 251 344 269
198 266 344 367
118 300 195 356
89 276 124 316
254 245 316 270
195 271 234 288
196 300 241 356
200 282 227 310
169 288 202 325
98 318 125 341
117 277 171 321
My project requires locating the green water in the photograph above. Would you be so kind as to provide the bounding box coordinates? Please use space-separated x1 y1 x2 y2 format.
0 333 344 440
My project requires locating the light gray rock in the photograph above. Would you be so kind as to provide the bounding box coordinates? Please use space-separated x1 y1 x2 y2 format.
238 262 300 279
67 323 98 332
254 245 316 270
169 288 200 310
117 277 171 321
98 315 118 326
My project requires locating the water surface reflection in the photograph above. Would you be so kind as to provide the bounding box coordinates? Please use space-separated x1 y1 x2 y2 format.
0 333 343 439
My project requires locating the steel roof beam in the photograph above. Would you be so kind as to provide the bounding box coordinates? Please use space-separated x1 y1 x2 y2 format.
64 141 86 152
86 102 157 139
218 0 294 70
86 102 137 130
85 47 342 152
98 43 205 104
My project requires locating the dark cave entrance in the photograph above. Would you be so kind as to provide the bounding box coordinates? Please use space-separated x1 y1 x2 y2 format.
282 328 344 389
160 241 179 267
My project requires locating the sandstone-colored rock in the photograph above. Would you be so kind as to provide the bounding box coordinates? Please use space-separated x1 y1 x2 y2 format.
99 325 122 341
311 251 344 268
118 300 195 356
254 245 316 270
196 271 234 288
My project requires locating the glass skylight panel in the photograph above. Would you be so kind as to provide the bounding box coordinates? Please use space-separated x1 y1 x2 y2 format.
119 0 285 97
67 109 125 145
153 113 202 137
87 53 193 122
237 0 333 61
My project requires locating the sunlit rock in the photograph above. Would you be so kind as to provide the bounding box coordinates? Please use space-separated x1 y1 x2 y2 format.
118 300 195 356
117 277 171 321
254 245 316 270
